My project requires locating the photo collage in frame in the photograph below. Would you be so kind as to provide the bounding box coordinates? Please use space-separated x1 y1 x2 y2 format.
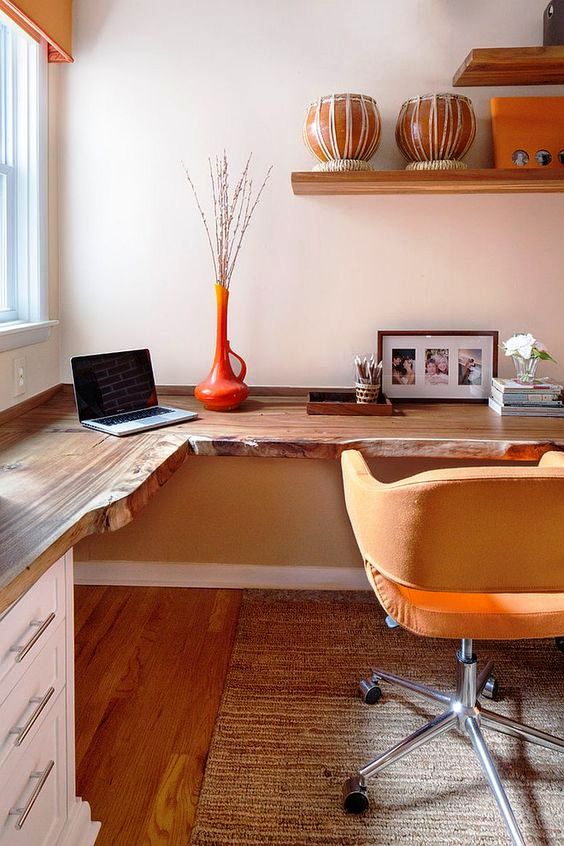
379 332 498 401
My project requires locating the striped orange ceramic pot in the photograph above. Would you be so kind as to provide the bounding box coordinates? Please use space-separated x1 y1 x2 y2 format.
395 93 476 170
303 93 381 171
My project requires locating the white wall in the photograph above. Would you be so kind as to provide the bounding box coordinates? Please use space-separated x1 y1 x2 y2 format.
58 0 564 388
62 0 563 576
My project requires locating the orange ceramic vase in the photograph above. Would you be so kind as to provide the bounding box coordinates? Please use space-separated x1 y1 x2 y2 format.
194 284 249 411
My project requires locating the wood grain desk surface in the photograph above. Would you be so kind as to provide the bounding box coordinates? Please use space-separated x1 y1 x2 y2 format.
1 387 563 614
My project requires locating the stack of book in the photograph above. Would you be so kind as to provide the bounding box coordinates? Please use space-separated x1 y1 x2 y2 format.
489 378 564 416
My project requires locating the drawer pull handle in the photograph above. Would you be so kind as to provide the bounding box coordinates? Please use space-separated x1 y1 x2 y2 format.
9 760 55 830
10 686 55 747
10 612 56 663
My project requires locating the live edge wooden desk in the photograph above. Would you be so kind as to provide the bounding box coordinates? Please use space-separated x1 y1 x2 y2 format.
2 387 564 615
0 388 563 844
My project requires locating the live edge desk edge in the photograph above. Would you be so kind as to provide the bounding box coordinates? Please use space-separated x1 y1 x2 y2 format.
1 388 563 615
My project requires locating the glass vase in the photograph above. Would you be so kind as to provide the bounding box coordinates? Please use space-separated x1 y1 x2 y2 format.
512 355 539 384
194 283 249 411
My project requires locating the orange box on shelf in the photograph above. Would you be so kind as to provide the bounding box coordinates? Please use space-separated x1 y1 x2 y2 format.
491 96 564 169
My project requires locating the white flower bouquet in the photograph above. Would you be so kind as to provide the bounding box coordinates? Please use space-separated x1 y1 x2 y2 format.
503 333 556 362
503 333 556 383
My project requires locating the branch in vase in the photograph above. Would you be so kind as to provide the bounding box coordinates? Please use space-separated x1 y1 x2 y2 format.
183 163 218 281
184 152 273 289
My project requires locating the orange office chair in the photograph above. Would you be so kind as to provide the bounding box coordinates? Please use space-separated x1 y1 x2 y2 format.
340 449 564 846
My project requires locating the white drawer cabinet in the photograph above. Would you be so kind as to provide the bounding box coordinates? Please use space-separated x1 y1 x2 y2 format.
0 619 65 772
0 552 99 846
0 691 67 846
0 558 65 699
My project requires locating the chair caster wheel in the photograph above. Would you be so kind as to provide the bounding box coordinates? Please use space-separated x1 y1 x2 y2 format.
556 637 564 653
342 775 369 814
482 675 499 700
359 677 383 704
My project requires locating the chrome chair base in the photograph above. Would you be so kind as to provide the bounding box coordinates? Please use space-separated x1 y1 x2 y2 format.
344 639 564 846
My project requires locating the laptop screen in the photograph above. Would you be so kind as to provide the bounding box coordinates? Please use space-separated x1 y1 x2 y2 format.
71 349 158 421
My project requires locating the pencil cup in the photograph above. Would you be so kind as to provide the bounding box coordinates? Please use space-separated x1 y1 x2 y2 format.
355 382 380 404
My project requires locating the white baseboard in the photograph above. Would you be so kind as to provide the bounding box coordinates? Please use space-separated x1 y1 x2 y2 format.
57 799 100 846
73 560 369 591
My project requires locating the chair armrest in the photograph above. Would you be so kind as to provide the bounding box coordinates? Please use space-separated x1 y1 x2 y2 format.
341 449 371 479
539 451 564 469
341 450 387 489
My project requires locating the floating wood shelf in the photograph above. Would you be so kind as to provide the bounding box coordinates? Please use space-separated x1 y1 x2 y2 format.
291 169 564 196
453 46 564 87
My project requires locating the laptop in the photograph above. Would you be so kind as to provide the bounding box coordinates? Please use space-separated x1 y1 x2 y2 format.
71 349 198 436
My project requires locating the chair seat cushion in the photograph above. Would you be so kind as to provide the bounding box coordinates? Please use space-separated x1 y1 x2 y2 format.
366 562 564 640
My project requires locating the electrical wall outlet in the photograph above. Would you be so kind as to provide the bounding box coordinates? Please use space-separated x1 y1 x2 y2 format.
13 356 26 397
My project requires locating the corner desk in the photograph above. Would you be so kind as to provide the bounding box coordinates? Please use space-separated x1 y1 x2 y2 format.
2 387 564 614
0 387 563 845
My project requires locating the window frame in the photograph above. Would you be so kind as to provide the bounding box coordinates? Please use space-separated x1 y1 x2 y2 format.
0 19 17 322
0 11 55 351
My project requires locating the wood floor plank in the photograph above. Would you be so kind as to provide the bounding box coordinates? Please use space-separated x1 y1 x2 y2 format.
140 590 243 843
142 753 192 846
74 584 109 636
75 586 242 846
77 589 217 842
75 586 163 770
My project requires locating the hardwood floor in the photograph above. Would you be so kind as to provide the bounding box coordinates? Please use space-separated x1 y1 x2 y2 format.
74 585 242 845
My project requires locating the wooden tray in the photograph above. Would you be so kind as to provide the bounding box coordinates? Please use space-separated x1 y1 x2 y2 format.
306 390 393 416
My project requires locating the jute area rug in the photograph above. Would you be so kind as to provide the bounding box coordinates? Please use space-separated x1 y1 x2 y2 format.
191 590 564 845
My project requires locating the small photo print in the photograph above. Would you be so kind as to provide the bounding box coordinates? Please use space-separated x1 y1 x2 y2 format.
391 349 416 385
458 348 482 386
425 349 449 385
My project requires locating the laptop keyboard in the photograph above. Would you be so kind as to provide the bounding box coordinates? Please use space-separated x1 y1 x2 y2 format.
96 406 175 426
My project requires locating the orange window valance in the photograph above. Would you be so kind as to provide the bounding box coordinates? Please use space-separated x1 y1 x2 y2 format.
0 0 72 63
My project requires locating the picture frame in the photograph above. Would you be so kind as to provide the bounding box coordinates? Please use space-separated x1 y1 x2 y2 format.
377 331 499 402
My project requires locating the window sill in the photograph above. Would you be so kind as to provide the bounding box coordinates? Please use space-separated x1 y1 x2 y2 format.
0 320 58 353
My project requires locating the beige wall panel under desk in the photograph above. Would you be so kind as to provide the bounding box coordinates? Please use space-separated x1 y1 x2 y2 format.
75 456 531 570
76 457 361 568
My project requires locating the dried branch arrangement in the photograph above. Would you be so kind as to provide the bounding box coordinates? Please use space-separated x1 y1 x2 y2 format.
183 152 273 289
355 355 382 385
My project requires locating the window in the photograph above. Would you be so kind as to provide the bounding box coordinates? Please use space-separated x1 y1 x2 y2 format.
0 11 52 348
